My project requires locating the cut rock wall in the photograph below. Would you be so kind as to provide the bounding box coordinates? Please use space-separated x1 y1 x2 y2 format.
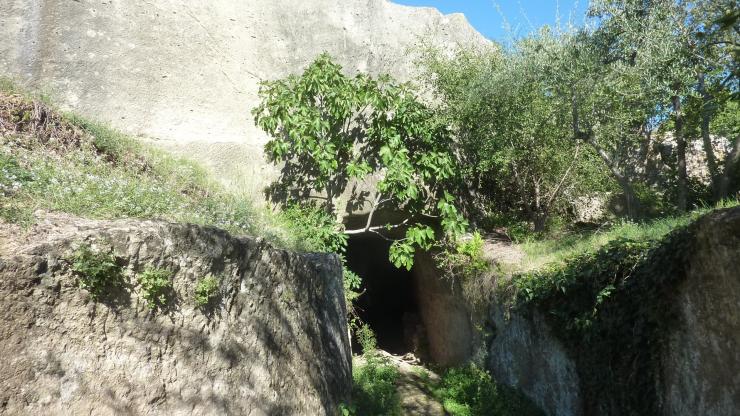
0 213 350 415
486 207 740 416
660 207 740 415
0 0 487 200
487 305 582 416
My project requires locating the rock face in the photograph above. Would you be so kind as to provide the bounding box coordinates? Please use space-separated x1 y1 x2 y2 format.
0 0 486 198
661 207 740 416
412 251 473 367
487 305 582 416
0 214 350 415
486 207 740 416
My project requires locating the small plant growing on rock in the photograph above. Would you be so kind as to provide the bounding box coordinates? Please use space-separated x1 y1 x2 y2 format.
194 274 219 307
138 267 173 309
355 321 377 354
71 244 125 300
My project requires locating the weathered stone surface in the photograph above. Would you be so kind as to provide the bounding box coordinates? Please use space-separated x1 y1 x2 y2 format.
486 207 740 416
487 305 582 416
0 213 350 415
661 207 740 416
412 251 473 367
0 0 487 201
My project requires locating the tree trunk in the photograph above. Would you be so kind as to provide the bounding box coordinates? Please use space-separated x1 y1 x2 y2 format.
532 181 547 232
698 74 720 198
672 94 688 212
533 213 548 233
719 135 740 199
585 137 641 219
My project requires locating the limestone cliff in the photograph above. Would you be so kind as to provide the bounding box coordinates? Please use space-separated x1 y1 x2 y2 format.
0 213 350 415
0 0 487 198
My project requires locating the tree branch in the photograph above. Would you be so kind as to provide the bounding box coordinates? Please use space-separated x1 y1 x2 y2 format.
344 218 409 235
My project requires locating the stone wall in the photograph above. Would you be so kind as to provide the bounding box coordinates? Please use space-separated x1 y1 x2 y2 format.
412 251 473 367
487 305 582 416
485 207 740 416
660 207 740 415
0 0 487 200
0 213 350 415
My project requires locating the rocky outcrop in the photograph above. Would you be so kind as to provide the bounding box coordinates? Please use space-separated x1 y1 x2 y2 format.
0 0 487 199
412 251 473 367
0 213 350 415
661 207 740 415
487 305 582 416
486 207 740 416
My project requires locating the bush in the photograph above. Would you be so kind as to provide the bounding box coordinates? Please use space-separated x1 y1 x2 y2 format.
70 245 125 300
354 321 377 354
194 274 220 307
279 202 347 253
138 267 173 309
347 353 402 416
435 232 488 281
434 364 543 416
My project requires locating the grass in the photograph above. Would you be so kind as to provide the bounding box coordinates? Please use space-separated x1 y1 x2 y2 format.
0 80 302 248
345 353 402 416
516 199 739 271
432 364 543 416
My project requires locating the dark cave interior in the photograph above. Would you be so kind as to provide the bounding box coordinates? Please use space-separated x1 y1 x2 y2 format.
345 233 423 356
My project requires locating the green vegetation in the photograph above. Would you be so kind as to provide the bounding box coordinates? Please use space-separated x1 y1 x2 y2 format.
0 85 288 244
419 0 739 230
194 274 220 307
70 244 125 300
345 353 402 416
137 267 173 309
507 208 719 414
253 54 468 271
433 365 543 416
517 199 739 271
435 232 488 281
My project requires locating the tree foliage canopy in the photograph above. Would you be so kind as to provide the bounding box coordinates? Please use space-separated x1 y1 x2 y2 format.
253 54 468 269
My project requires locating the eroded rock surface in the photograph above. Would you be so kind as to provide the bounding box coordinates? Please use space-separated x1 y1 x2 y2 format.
661 207 740 416
0 0 487 198
0 213 350 415
487 305 582 416
486 207 740 416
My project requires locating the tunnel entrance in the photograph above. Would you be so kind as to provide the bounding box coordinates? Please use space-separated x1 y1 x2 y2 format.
345 233 423 356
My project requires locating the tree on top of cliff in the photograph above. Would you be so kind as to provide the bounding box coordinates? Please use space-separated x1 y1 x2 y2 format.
252 53 467 269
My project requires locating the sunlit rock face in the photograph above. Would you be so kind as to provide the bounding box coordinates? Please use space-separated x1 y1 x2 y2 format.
0 0 486 200
486 207 740 416
0 213 350 415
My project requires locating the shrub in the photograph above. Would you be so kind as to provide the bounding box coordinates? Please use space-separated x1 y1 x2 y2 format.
194 274 219 307
70 244 125 300
138 267 173 309
348 353 402 416
279 202 347 253
434 364 543 416
435 232 488 281
354 321 377 354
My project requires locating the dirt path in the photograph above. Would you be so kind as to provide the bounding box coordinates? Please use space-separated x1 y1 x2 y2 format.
380 351 446 416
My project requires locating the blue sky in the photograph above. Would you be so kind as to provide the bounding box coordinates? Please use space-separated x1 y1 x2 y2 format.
393 0 590 41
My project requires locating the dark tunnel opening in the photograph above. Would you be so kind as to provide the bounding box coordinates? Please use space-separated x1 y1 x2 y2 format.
345 233 423 356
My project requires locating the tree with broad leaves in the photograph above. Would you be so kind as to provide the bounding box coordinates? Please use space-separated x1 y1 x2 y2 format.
252 53 468 269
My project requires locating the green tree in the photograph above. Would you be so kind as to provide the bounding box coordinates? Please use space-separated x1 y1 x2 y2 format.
253 53 468 268
421 34 609 231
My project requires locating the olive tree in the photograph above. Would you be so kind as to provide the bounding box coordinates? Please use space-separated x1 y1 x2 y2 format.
421 34 607 231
